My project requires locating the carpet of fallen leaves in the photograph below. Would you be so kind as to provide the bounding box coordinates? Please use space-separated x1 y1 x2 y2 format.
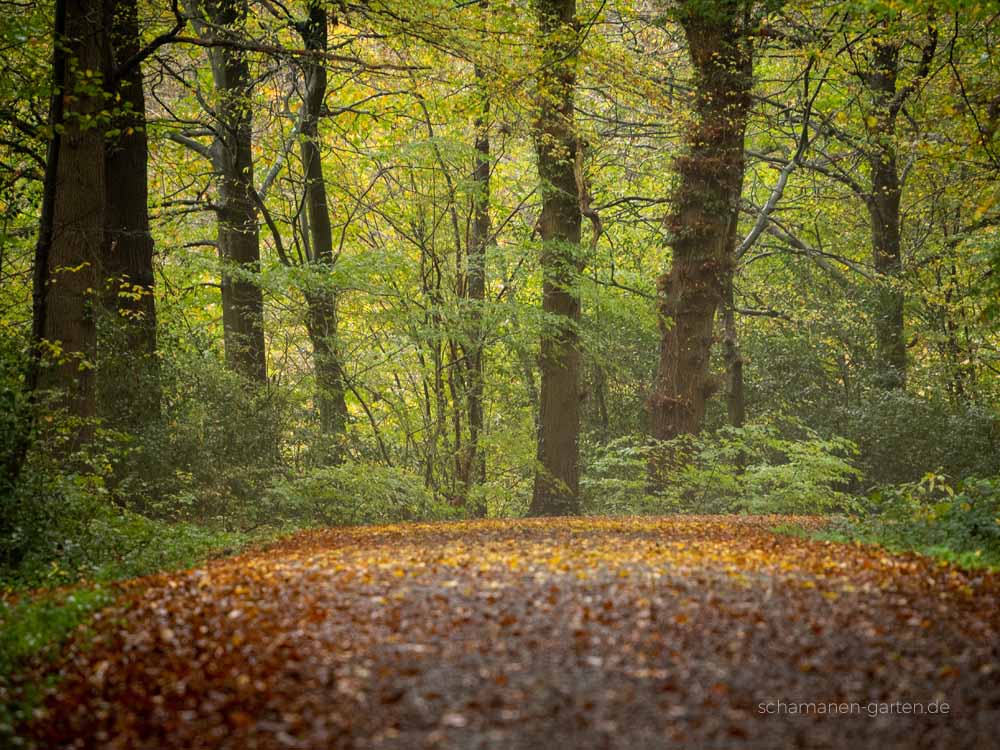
27 516 1000 749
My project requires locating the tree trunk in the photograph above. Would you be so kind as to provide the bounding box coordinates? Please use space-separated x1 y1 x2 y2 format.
866 40 907 389
648 1 751 459
463 51 491 511
298 1 348 450
722 194 746 429
37 0 106 437
6 0 69 487
197 0 266 383
100 0 160 430
528 0 583 516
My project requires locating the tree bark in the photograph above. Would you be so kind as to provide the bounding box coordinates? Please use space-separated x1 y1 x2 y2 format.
648 1 752 460
462 50 491 511
191 0 267 383
528 0 583 516
297 1 348 450
37 0 106 437
100 0 160 430
859 20 936 389
6 0 69 487
866 39 908 389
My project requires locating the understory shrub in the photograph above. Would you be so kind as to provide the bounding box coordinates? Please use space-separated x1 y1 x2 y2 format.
1 456 263 590
842 391 1000 487
115 351 291 521
581 421 861 516
262 463 458 526
834 474 1000 567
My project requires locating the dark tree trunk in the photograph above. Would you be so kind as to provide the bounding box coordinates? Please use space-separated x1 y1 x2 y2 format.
305 293 347 438
298 1 348 449
866 40 907 389
196 0 267 383
528 0 583 516
857 21 936 389
37 0 106 437
6 0 69 487
100 0 160 430
463 53 491 511
648 1 751 457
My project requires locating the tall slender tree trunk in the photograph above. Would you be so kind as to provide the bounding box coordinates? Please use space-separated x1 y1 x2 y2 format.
100 0 160 430
866 40 907 390
860 21 936 389
648 1 751 461
528 0 583 516
298 1 348 450
37 0 106 438
5 0 70 488
463 50 491 511
722 193 746 429
192 0 267 383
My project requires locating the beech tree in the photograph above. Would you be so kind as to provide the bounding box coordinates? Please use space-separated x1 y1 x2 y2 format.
100 0 161 429
34 0 105 436
178 0 267 383
750 9 940 391
461 0 493 504
295 0 349 447
851 15 938 390
528 0 584 515
648 0 753 454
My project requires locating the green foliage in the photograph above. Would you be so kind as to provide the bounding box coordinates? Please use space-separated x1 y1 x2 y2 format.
843 392 1000 486
0 331 30 489
109 349 292 522
1 454 271 590
581 422 861 516
0 586 113 746
714 425 861 514
580 436 677 515
262 463 459 526
830 473 1000 569
743 326 1000 486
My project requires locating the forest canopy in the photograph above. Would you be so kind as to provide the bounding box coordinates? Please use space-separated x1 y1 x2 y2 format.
1 0 999 583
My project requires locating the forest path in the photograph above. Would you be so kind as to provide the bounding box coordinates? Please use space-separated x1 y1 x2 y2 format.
33 517 1000 749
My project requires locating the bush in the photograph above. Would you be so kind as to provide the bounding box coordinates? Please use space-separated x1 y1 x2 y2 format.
106 350 292 522
581 421 861 516
837 473 1000 568
842 391 1000 486
262 462 458 527
581 436 679 515
716 424 861 514
0 331 30 484
1 457 266 590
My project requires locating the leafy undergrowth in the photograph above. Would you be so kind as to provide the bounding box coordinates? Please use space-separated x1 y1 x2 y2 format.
0 585 114 742
21 516 1000 749
5 514 291 593
776 520 1000 572
1 522 292 745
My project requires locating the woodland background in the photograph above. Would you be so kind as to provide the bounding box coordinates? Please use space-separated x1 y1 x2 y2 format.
1 0 1000 592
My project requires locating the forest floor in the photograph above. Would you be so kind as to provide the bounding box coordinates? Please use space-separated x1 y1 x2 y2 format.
24 516 1000 749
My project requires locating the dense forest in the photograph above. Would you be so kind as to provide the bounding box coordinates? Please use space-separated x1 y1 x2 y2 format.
2 0 1000 746
1 0 999 572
